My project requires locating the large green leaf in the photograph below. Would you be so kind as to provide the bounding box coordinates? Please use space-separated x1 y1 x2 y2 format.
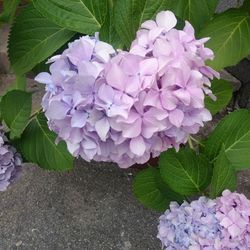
210 146 236 198
99 0 123 49
18 113 73 170
165 0 218 30
0 0 20 23
159 149 212 195
33 0 107 34
133 167 184 211
199 9 250 70
8 4 75 75
1 90 31 139
205 79 233 115
203 109 250 170
114 0 169 48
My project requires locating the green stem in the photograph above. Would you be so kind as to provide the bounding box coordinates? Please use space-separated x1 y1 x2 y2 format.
29 108 42 120
188 137 194 150
190 136 205 147
15 75 27 91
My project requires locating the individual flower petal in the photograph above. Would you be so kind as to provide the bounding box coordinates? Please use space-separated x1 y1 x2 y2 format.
95 117 110 141
169 109 184 127
156 10 177 31
129 136 146 156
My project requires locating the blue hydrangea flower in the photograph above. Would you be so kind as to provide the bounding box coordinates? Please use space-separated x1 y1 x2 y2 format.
157 197 222 249
0 132 22 191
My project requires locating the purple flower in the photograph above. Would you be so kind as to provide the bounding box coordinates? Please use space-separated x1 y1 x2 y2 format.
157 191 250 249
157 197 222 249
0 131 22 191
215 190 250 249
36 11 218 168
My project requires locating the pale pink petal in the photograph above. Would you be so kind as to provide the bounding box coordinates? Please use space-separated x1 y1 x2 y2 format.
122 118 142 138
95 117 110 141
71 111 88 128
141 20 157 29
169 109 184 127
156 11 177 31
129 136 146 156
46 101 70 120
35 72 52 84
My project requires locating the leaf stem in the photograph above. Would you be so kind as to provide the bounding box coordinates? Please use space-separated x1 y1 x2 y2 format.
30 108 42 120
188 136 194 150
190 136 205 147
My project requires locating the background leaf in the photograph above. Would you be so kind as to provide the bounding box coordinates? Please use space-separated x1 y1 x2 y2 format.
99 0 123 49
159 149 212 195
114 0 169 48
33 0 107 34
133 167 184 211
210 146 236 198
0 0 20 23
17 113 73 170
205 79 233 115
203 109 250 170
8 4 75 75
1 90 31 139
164 0 218 30
199 9 250 70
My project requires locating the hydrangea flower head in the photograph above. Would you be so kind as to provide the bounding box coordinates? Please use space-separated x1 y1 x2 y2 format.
36 11 219 168
157 197 222 249
215 190 250 249
0 130 22 191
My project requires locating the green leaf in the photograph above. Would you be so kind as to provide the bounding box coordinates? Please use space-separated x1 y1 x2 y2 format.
17 113 73 170
8 4 75 75
114 0 170 48
203 109 250 170
99 0 123 49
164 0 218 30
133 167 184 211
1 90 32 139
159 148 212 195
199 9 250 70
210 146 236 198
205 79 233 115
0 0 20 23
33 0 108 34
242 0 250 14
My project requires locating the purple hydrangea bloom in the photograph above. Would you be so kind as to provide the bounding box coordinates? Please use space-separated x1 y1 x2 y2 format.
215 190 250 249
35 11 218 168
157 197 222 249
0 131 22 191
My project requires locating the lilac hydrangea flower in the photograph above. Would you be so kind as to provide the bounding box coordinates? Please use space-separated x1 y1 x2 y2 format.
157 197 222 249
0 131 22 191
215 190 250 249
36 11 218 168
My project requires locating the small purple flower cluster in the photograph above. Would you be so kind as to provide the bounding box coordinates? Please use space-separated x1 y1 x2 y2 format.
0 131 22 191
157 190 250 249
35 11 218 168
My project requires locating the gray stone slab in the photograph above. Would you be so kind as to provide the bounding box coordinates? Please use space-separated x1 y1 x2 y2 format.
216 0 244 12
0 162 161 250
227 59 250 84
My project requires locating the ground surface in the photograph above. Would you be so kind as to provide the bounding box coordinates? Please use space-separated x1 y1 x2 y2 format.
0 1 250 249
